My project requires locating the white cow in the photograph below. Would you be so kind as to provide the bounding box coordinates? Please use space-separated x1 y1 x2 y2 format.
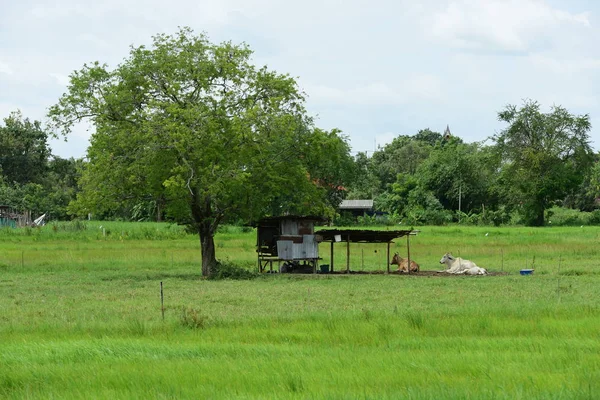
458 266 487 275
439 253 487 275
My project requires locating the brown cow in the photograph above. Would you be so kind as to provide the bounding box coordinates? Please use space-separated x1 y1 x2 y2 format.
390 252 420 273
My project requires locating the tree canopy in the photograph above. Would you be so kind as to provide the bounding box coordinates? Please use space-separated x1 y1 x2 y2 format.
0 111 51 185
494 100 593 225
0 111 79 220
49 27 352 275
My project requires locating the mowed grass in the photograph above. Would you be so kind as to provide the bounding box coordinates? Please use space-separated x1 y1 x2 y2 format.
1 222 600 399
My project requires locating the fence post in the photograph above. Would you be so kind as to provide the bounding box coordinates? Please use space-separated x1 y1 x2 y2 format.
160 282 165 321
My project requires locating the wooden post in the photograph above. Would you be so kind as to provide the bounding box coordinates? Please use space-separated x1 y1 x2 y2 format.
330 241 334 272
386 242 390 274
557 255 562 302
346 235 350 274
160 282 164 321
406 234 411 275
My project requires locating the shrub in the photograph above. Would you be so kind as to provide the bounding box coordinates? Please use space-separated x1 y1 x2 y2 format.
589 210 600 225
356 214 379 226
180 307 208 329
209 261 258 280
546 207 589 226
333 211 358 226
216 225 255 234
405 206 452 225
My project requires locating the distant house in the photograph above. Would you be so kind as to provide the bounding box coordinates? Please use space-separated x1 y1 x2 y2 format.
338 199 374 217
0 205 30 228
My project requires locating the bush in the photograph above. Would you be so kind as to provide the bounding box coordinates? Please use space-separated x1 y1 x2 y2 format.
216 225 255 234
209 261 258 280
50 220 88 232
589 210 600 225
356 214 379 226
180 307 208 329
405 206 452 226
546 207 589 226
333 211 358 226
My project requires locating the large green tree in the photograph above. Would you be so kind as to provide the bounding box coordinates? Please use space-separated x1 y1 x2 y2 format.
495 100 593 226
49 28 348 276
370 134 433 188
417 140 497 214
0 111 51 185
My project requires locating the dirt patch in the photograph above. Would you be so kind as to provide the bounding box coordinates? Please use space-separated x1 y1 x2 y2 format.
315 270 507 277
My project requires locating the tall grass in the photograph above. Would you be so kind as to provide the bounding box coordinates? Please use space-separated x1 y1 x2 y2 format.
1 223 600 398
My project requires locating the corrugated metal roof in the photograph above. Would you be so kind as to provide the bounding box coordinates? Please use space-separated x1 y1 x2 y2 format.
316 229 416 243
339 200 374 209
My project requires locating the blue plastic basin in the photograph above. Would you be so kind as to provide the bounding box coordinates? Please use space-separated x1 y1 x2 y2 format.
520 269 534 275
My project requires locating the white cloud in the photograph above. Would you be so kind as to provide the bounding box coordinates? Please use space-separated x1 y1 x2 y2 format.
529 55 600 74
49 73 70 86
77 33 110 49
429 0 591 52
0 62 13 75
375 132 397 149
305 74 444 106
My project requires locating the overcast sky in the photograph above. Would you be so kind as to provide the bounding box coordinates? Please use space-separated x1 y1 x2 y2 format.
1 0 599 158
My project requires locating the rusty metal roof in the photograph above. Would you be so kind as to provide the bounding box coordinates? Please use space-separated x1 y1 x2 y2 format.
316 229 415 243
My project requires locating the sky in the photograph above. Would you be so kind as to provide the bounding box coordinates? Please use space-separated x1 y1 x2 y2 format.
1 0 599 158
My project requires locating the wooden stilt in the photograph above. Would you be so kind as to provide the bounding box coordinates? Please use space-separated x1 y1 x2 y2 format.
346 235 350 274
330 241 334 272
407 234 411 275
386 242 390 274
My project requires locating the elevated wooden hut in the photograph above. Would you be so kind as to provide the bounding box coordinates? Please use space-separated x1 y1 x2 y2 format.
255 216 325 273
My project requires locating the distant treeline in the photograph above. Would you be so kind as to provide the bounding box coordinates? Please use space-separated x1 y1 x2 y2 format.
2 103 599 227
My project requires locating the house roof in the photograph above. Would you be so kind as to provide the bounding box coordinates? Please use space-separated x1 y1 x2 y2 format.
339 200 374 210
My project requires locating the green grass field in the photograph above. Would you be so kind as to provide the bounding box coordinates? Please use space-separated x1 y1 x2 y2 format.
1 222 600 399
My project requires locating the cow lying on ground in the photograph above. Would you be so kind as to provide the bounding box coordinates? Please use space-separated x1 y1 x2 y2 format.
460 266 488 275
439 253 487 275
391 252 420 273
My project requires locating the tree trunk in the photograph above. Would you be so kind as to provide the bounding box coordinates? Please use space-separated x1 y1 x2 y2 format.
199 225 217 277
525 198 545 226
191 192 218 277
535 207 545 226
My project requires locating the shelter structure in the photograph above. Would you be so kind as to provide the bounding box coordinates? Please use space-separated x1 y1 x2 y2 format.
0 206 31 228
255 216 326 273
338 199 374 217
316 229 418 273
